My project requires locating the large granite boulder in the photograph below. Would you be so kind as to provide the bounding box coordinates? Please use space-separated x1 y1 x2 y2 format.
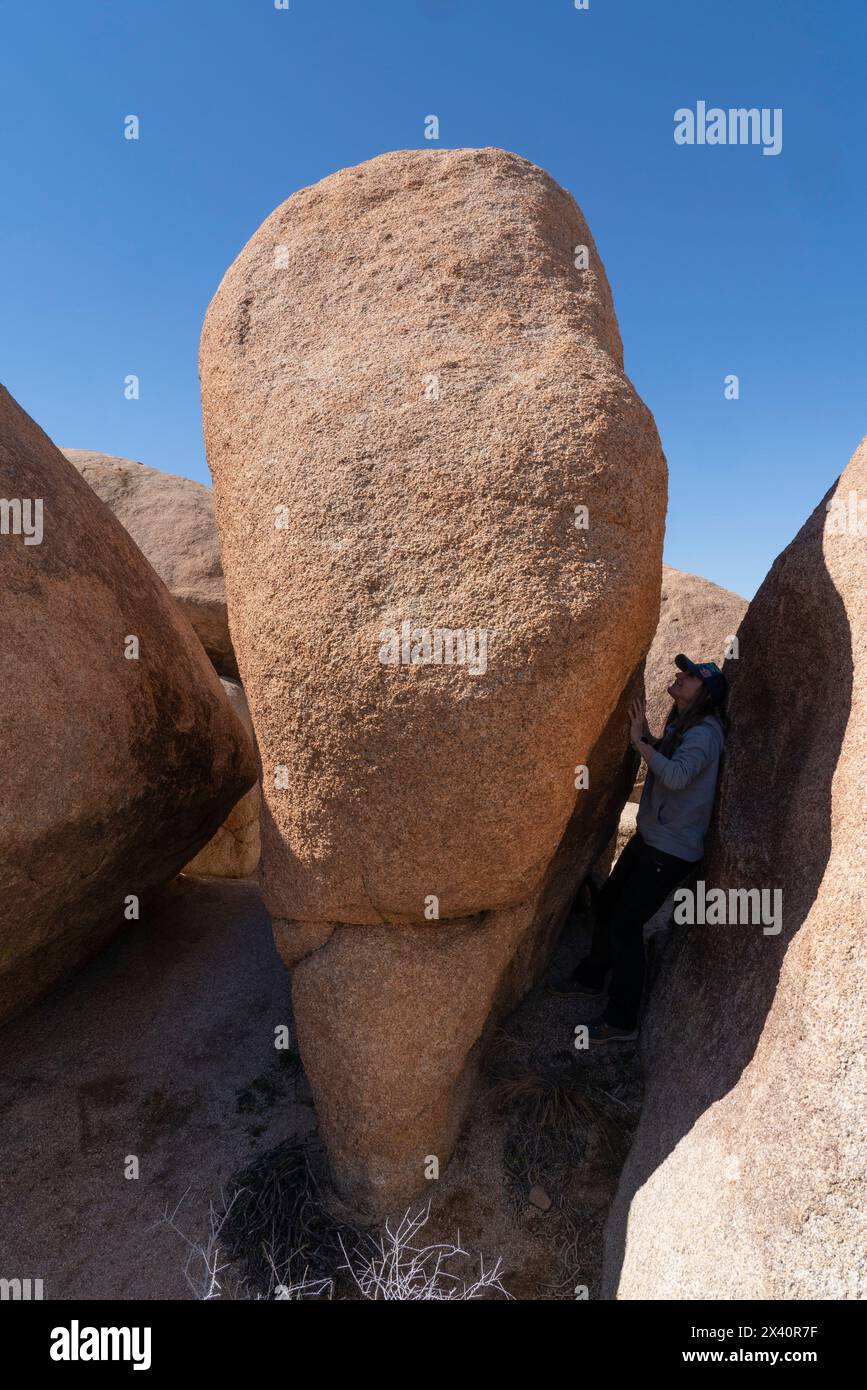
0 387 257 1025
201 146 666 926
604 440 867 1299
62 449 236 676
201 147 667 1212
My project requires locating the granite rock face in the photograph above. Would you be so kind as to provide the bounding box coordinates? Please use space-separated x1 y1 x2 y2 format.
0 387 257 1024
201 147 666 925
604 440 867 1299
63 449 236 676
278 676 643 1213
201 148 667 1212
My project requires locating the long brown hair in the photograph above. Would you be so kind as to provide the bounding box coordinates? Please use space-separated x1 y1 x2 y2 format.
659 683 727 758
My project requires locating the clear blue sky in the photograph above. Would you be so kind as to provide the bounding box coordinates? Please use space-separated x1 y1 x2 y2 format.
2 0 865 598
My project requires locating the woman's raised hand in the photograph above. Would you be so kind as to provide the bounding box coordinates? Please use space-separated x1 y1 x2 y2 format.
629 696 649 744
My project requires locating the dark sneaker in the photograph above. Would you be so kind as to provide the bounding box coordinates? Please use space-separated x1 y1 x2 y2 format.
586 1020 638 1046
546 968 607 1000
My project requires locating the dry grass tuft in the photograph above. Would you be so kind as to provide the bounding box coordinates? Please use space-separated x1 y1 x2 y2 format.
166 1139 512 1300
217 1137 356 1296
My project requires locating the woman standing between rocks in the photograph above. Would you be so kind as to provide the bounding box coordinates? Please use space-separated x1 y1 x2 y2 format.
551 654 728 1044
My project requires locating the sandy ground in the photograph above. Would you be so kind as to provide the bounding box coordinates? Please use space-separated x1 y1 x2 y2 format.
0 875 641 1300
0 876 311 1299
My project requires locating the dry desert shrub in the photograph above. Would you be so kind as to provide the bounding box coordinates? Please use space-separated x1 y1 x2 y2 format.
166 1138 511 1301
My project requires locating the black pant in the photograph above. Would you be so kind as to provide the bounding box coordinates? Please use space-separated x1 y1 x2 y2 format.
581 833 696 1030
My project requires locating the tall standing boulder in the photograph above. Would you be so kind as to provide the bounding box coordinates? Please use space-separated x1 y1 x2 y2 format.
62 449 236 676
604 440 867 1299
200 148 667 1213
0 387 257 1025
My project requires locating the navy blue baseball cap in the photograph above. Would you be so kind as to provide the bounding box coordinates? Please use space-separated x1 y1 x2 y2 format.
674 653 728 706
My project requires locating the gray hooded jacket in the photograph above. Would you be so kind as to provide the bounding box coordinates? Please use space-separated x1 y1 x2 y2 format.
637 713 725 863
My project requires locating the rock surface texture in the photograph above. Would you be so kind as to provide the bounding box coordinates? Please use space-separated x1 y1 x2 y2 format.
201 147 667 1213
0 387 257 1025
184 679 261 877
62 449 236 676
604 440 867 1299
644 565 747 743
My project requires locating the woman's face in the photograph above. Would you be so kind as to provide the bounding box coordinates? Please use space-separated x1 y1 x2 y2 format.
667 668 704 707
